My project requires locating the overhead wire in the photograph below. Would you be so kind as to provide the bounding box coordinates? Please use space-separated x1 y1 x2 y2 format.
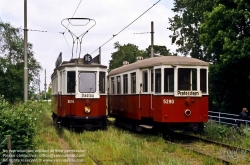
63 0 83 33
90 0 161 55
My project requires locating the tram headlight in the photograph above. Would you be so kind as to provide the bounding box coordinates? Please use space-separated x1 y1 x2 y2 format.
84 106 91 114
185 109 191 116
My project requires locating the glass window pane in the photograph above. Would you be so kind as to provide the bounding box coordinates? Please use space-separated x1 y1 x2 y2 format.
151 70 154 92
192 69 197 90
155 69 161 93
178 69 191 90
131 72 136 93
142 71 148 92
123 74 128 94
111 77 115 94
200 69 207 93
67 71 75 93
164 68 174 92
79 72 96 93
117 76 121 94
99 72 106 93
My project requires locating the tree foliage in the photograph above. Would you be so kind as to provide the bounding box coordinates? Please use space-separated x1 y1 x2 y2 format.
168 0 250 113
200 1 250 112
108 42 147 72
168 0 213 61
0 20 42 103
145 45 175 57
108 42 174 71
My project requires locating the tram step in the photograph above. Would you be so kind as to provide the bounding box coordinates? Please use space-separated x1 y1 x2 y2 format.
139 125 153 129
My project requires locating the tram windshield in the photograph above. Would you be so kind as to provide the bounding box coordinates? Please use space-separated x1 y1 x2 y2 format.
79 72 96 93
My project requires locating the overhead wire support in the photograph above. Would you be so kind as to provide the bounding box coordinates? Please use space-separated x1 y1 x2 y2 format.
134 32 150 34
90 0 161 55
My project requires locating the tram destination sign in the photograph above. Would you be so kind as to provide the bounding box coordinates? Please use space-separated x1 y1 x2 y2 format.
175 90 202 97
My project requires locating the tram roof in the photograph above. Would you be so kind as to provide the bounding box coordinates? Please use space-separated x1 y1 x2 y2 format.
55 58 107 69
109 56 209 76
51 58 107 77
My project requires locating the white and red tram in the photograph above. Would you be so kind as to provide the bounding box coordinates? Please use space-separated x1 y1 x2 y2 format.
51 53 107 129
108 56 209 132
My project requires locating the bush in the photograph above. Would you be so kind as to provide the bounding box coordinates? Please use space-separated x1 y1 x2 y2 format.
0 96 44 162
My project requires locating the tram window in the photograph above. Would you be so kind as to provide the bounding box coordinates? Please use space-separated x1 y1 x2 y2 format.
123 74 128 94
111 77 115 94
155 69 161 93
192 69 197 90
200 69 207 93
79 72 96 93
131 72 136 93
164 68 174 92
117 76 121 94
151 70 154 92
99 72 106 93
142 70 148 92
178 68 198 90
67 71 75 93
178 69 190 90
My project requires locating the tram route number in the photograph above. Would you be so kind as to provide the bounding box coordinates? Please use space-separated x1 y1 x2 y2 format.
163 99 174 104
82 93 94 98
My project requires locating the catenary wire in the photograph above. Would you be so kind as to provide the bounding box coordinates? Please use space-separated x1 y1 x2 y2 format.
90 0 161 55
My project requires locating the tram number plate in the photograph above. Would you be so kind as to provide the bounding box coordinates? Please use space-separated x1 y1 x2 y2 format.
68 100 74 103
163 99 174 104
82 93 94 98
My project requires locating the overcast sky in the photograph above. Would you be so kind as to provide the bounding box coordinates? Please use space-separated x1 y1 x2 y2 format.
0 0 176 90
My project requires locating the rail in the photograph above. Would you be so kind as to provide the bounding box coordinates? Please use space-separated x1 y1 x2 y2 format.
208 111 249 129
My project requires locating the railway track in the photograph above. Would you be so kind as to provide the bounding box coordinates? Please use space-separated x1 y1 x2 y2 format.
165 131 250 165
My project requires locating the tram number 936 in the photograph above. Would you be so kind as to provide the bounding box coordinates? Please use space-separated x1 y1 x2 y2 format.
163 99 174 104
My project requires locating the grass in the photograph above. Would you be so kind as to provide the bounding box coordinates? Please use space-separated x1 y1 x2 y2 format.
30 103 241 165
203 121 250 149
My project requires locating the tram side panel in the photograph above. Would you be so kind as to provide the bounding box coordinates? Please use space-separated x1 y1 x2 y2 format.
109 95 141 120
154 95 208 123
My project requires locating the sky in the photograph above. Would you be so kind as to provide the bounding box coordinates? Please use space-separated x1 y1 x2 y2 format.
0 0 177 91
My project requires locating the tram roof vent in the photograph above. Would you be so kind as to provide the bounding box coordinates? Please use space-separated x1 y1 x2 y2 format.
123 61 129 65
136 56 143 61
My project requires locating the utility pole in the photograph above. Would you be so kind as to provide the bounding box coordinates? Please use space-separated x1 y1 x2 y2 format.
39 75 40 94
44 69 47 100
151 21 154 58
24 0 28 101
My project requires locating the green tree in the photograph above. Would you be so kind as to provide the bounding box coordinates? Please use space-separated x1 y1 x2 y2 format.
199 1 250 112
168 0 213 61
108 42 147 71
0 20 42 103
145 45 175 57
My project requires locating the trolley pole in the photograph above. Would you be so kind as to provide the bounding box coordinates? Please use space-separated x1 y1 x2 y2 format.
24 0 28 101
150 21 154 58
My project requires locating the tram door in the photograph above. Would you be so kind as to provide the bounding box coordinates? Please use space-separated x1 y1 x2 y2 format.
141 69 153 118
